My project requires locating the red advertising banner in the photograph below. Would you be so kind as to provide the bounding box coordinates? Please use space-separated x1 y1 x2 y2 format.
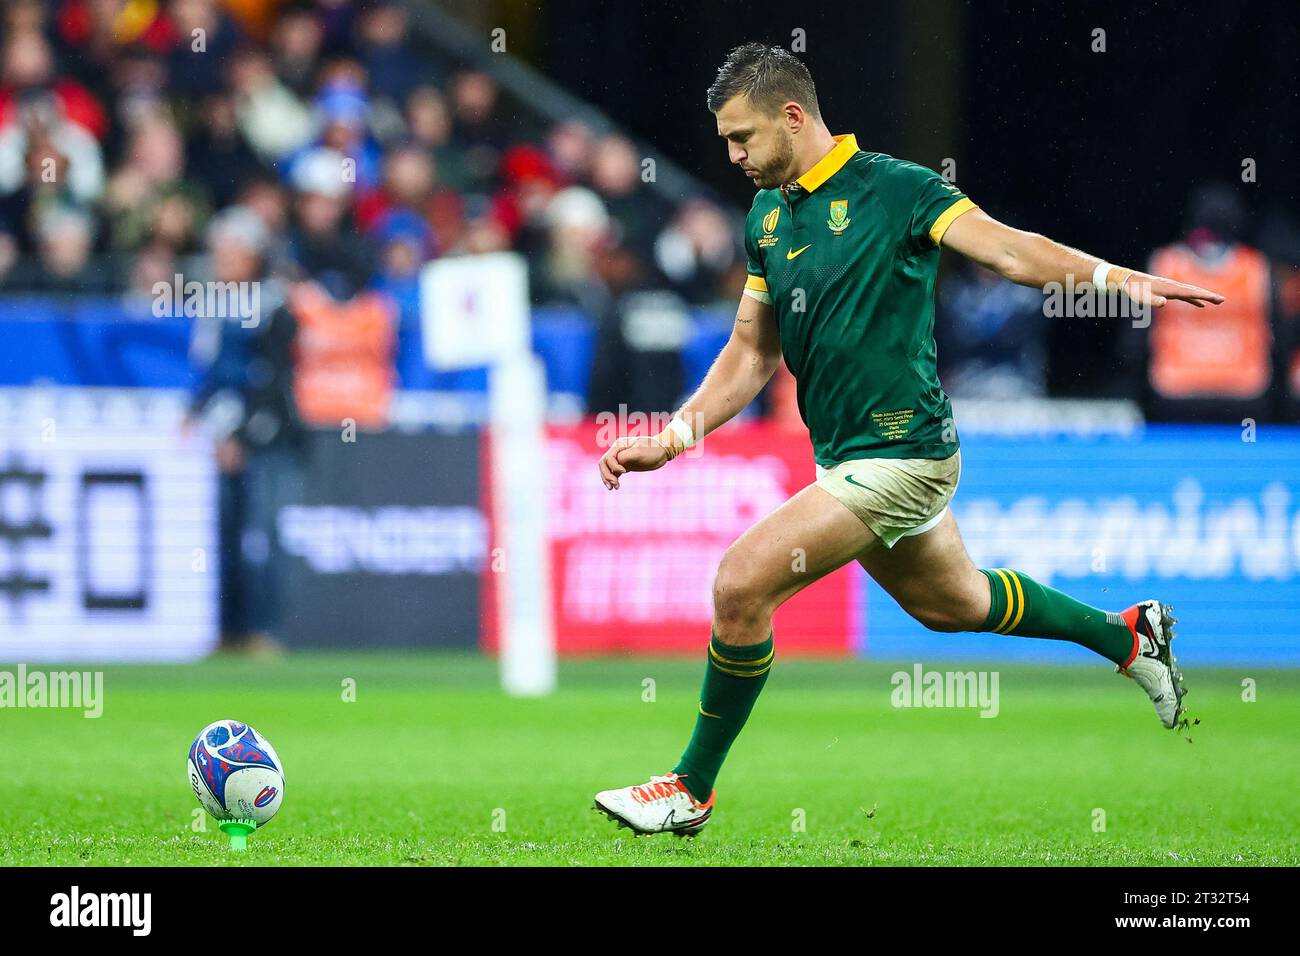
483 420 858 656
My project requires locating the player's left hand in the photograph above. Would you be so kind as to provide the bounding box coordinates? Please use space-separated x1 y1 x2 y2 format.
1122 272 1225 309
598 435 670 490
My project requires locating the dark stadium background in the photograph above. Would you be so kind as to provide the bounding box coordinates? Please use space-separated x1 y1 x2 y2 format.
524 0 1300 395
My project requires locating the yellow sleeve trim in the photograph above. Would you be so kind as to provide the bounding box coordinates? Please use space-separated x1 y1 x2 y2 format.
929 197 977 245
744 274 769 293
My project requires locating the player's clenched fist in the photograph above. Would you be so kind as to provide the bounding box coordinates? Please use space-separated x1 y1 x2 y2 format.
598 415 697 489
598 435 671 490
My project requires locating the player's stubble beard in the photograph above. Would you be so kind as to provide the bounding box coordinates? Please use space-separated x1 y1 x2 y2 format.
749 129 796 190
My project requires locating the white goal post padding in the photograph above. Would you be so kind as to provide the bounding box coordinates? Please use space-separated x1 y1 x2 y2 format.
421 253 556 696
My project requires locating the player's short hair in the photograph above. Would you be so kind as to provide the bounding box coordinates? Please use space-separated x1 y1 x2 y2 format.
707 43 820 118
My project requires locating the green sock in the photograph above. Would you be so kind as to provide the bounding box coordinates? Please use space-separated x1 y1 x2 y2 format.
673 632 774 802
980 568 1135 665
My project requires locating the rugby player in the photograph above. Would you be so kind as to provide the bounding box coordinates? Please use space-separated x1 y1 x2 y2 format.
593 43 1223 837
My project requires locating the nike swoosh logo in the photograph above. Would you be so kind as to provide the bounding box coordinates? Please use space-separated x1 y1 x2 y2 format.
1138 631 1165 661
699 702 721 719
786 243 812 260
844 474 871 490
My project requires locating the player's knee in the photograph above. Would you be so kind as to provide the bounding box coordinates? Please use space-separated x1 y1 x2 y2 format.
905 581 987 634
711 559 774 631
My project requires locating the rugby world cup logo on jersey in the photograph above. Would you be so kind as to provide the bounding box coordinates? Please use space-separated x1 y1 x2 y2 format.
759 206 780 248
827 199 851 235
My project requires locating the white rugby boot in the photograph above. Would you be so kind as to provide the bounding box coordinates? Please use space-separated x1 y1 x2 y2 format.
593 772 714 837
1116 600 1190 731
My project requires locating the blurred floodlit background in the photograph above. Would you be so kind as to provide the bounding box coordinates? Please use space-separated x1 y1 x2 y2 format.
0 0 1297 669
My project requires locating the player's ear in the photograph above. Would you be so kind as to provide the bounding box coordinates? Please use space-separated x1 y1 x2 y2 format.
782 102 805 134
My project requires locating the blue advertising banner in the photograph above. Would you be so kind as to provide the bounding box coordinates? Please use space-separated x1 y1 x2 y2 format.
861 425 1300 665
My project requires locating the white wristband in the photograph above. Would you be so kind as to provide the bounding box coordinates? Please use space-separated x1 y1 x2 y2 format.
1091 261 1115 290
666 415 696 449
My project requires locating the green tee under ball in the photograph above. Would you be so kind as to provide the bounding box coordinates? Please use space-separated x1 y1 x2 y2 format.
219 818 257 851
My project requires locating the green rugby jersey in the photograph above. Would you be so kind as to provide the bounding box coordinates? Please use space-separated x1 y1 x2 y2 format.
742 134 977 464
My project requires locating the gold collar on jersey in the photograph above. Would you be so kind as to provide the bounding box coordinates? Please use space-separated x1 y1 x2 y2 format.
794 133 858 193
765 135 857 248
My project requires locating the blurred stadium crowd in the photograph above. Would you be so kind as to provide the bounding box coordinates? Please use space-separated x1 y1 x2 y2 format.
2 0 1298 424
2 0 1297 653
0 0 748 415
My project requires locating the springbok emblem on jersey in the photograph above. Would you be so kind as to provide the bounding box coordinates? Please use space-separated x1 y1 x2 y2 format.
827 200 851 235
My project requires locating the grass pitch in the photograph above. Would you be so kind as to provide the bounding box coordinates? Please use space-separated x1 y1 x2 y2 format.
1 652 1296 866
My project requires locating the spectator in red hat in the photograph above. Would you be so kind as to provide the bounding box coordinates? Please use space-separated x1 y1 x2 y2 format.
490 143 561 243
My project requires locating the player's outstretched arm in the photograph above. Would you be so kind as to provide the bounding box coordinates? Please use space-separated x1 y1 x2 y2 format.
598 293 781 490
940 208 1225 309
